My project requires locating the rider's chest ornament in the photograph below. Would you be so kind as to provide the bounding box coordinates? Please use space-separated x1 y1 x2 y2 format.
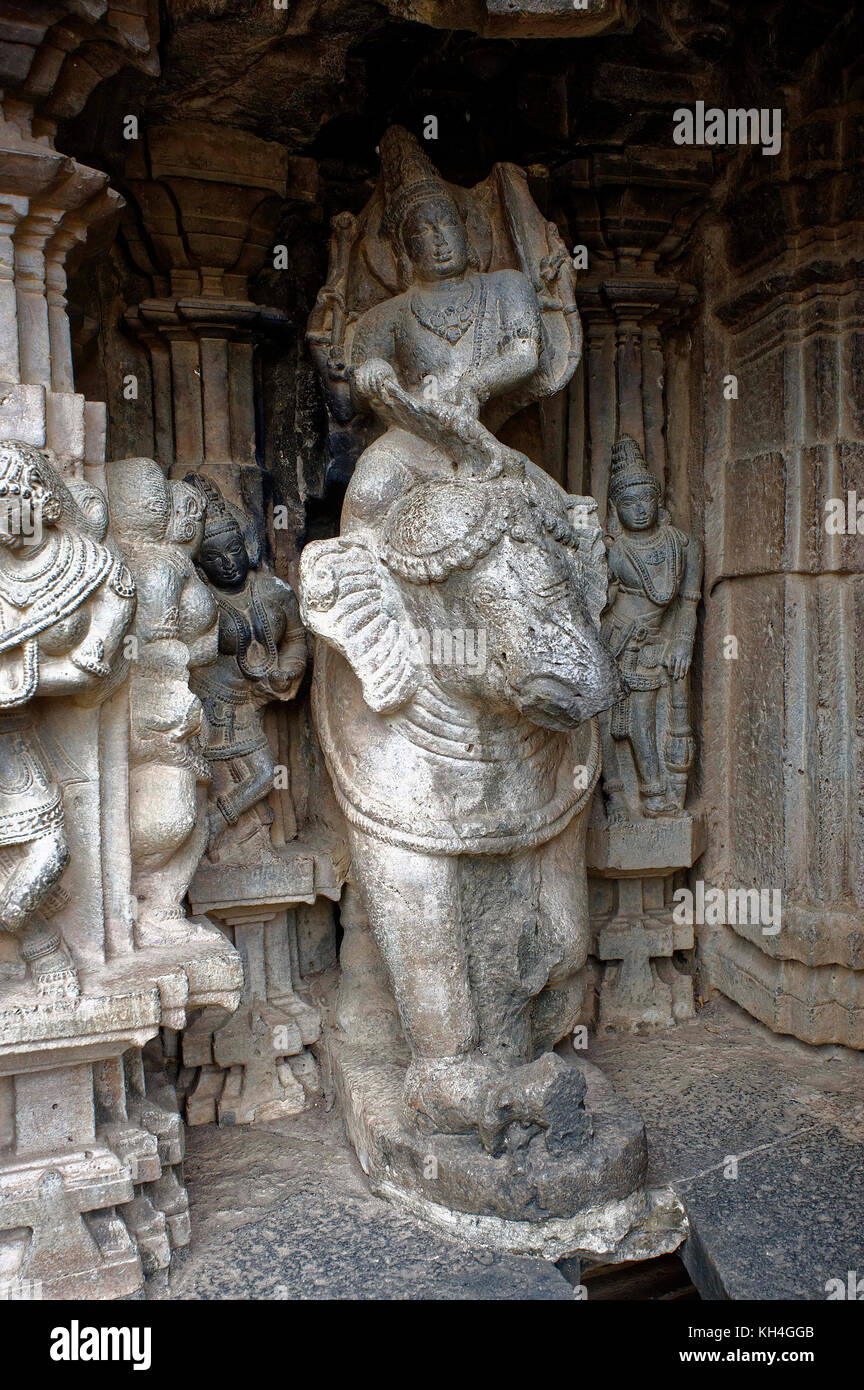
410 279 479 344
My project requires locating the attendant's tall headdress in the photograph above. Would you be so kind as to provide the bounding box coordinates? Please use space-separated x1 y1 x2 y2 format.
184 472 245 545
608 435 661 506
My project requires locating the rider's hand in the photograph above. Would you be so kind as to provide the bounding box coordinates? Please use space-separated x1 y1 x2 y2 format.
352 357 396 404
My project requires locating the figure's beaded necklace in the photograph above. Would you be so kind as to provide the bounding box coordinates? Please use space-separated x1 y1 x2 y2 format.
410 275 479 345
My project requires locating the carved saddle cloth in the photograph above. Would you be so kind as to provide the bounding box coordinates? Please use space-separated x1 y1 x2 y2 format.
313 645 600 856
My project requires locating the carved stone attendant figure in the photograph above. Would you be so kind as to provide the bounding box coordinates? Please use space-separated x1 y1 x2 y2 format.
186 477 306 865
300 131 661 1241
107 456 218 945
0 440 136 995
599 436 703 822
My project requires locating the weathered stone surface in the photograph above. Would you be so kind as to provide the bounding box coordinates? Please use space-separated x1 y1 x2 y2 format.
163 1109 579 1300
1 0 861 1305
298 123 678 1249
589 998 864 1300
598 436 702 822
698 58 864 1041
588 815 705 877
0 23 244 1298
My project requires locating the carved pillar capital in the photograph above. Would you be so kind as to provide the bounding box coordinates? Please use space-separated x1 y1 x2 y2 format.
0 102 121 469
121 123 317 502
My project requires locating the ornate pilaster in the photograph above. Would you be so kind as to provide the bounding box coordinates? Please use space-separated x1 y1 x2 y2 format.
0 99 117 469
564 150 708 1033
697 63 864 1045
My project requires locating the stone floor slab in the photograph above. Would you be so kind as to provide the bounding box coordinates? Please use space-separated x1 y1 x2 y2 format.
162 1109 576 1300
587 997 864 1300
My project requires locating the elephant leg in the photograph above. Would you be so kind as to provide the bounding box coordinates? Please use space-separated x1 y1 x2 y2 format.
346 825 523 1139
461 850 542 1067
466 813 592 1063
335 880 405 1054
346 825 476 1059
346 826 590 1152
530 808 592 1053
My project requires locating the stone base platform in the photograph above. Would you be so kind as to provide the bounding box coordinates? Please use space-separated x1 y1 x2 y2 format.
329 1035 687 1262
152 993 864 1301
0 932 241 1300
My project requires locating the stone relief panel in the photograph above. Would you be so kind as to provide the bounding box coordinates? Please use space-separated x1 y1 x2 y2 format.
0 441 135 995
185 475 306 871
107 457 219 947
179 474 326 1127
101 121 343 1130
0 48 242 1298
581 433 704 1035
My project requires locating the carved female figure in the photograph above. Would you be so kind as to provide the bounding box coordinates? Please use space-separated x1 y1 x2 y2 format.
0 440 135 995
185 477 306 865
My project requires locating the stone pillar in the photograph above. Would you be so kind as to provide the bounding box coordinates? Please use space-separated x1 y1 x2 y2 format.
122 123 317 512
0 102 112 470
697 78 864 1047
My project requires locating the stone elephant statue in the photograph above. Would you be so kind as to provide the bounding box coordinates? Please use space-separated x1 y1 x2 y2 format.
299 469 624 1153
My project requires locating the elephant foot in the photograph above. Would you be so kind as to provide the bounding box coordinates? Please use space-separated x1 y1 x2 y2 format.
478 1053 590 1156
405 1051 590 1157
405 1054 497 1139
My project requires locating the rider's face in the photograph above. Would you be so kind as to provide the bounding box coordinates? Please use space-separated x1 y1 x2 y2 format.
403 199 469 282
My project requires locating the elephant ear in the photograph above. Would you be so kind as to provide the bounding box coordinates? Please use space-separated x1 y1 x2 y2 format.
298 537 420 713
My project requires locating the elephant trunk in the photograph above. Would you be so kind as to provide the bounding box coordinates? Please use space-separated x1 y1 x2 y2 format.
513 628 625 732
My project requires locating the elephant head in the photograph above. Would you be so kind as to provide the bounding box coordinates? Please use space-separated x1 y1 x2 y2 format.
299 476 624 730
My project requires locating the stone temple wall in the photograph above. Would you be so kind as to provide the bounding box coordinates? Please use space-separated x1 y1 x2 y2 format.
0 0 860 1299
695 22 864 1045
